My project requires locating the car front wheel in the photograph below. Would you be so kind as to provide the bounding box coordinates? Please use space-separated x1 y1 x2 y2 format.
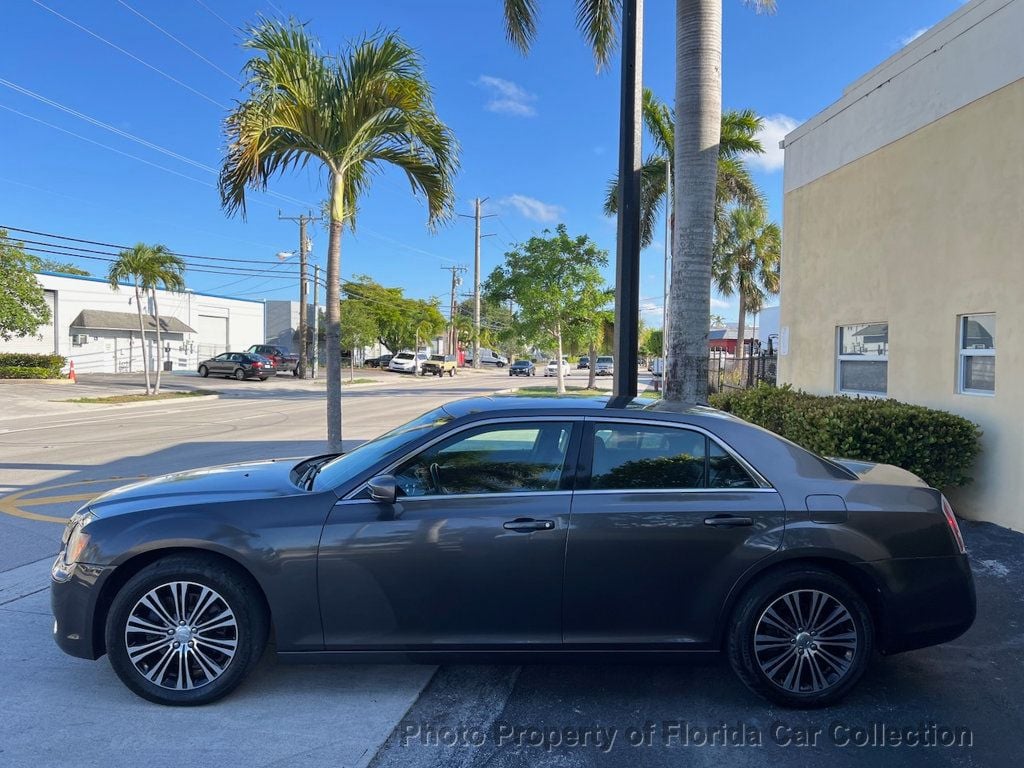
105 555 268 706
198 365 208 378
727 567 873 708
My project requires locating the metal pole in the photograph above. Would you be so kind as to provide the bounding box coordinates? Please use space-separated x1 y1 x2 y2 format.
312 264 320 378
662 155 671 396
298 215 309 378
612 0 644 399
473 198 482 369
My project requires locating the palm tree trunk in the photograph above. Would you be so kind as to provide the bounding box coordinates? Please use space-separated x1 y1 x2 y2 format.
665 0 722 404
555 324 565 395
587 337 597 390
325 171 344 452
134 282 152 395
151 288 163 395
735 284 747 383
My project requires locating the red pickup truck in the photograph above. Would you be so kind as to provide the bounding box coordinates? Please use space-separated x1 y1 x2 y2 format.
246 345 300 375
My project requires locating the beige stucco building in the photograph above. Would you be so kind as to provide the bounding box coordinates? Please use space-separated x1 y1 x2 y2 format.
778 0 1023 530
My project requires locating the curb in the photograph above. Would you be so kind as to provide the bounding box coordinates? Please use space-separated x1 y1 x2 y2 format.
53 393 222 410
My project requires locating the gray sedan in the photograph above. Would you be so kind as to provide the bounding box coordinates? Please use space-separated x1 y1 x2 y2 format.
51 395 974 707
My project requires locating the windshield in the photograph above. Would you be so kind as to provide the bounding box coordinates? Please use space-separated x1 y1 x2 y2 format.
311 406 453 491
394 353 413 360
429 355 444 362
598 357 613 364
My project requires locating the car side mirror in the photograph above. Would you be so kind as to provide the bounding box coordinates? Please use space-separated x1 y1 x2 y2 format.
367 474 398 504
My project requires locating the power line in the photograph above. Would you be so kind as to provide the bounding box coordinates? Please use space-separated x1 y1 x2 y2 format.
116 0 242 85
193 0 235 32
31 0 227 109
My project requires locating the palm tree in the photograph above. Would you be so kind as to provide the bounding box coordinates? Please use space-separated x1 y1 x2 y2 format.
146 250 186 394
603 88 764 248
713 204 781 374
503 0 775 403
108 243 180 395
219 19 458 451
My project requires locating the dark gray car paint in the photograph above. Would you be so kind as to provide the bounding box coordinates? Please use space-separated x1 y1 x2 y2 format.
52 395 975 662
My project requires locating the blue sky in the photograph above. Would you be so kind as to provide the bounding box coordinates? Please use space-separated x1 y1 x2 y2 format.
1 0 966 324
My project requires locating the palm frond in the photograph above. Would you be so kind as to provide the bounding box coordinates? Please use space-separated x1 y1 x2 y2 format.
504 0 539 54
575 0 620 71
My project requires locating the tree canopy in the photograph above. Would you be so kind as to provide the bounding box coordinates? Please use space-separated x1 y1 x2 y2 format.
0 230 52 342
343 275 446 353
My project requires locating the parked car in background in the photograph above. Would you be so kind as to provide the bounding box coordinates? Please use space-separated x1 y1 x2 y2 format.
421 354 457 377
649 357 665 378
508 360 536 377
245 345 299 375
544 358 570 378
389 351 428 374
52 395 975 707
595 356 614 376
198 352 274 381
577 356 590 369
464 347 508 367
365 354 393 369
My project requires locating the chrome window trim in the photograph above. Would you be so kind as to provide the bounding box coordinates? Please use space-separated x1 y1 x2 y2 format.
572 487 779 496
342 416 582 501
337 490 574 505
583 416 773 490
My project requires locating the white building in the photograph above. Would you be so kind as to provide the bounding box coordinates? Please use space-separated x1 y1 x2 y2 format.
2 271 265 373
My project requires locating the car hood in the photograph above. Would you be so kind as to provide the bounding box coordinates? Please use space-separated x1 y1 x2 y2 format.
832 458 929 487
86 459 304 518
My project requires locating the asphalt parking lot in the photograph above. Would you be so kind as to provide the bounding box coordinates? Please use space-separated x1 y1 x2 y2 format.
0 370 1020 767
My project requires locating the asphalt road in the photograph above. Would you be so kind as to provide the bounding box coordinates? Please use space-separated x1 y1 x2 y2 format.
0 370 1020 767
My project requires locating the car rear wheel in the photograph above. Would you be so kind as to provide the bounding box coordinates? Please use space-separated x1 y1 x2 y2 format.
233 368 245 381
198 365 208 378
727 567 873 708
105 556 268 706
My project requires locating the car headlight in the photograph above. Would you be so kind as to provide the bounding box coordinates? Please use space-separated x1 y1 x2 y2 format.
63 512 95 565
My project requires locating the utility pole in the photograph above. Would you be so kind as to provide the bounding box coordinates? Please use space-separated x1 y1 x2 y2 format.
312 264 320 378
279 210 321 378
441 265 467 355
458 198 495 369
612 0 644 398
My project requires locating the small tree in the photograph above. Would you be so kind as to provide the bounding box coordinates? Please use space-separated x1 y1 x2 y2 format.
0 230 52 342
338 298 377 381
485 225 608 395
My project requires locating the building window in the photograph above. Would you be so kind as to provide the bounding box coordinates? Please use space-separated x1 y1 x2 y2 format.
836 323 888 395
958 314 995 395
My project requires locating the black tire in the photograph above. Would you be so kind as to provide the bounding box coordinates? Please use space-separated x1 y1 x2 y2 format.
233 368 245 381
449 368 454 377
727 566 873 708
105 555 268 706
198 365 208 378
292 367 300 377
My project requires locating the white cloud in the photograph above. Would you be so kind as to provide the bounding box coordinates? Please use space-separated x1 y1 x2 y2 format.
710 296 732 310
476 75 536 117
899 27 928 47
499 194 564 223
743 114 800 173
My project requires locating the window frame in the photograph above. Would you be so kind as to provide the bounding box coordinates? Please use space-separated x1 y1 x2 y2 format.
835 322 889 397
576 418 774 494
957 313 995 397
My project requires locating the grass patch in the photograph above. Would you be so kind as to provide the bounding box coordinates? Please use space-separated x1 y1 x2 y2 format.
342 378 377 385
65 390 218 404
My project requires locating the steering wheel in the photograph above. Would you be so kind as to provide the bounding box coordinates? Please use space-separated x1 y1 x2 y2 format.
428 462 449 495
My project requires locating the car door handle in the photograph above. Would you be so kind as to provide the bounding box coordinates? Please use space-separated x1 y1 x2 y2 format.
703 515 754 527
503 518 555 532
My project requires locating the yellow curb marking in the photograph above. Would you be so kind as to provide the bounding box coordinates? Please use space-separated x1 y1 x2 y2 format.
0 477 146 524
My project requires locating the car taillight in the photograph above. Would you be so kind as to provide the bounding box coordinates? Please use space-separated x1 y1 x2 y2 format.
941 495 966 554
252 361 262 368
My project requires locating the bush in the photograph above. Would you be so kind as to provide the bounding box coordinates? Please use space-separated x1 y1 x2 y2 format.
709 384 982 489
0 353 66 379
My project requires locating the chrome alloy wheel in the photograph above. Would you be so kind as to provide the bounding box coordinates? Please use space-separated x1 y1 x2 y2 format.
753 589 858 694
124 581 238 690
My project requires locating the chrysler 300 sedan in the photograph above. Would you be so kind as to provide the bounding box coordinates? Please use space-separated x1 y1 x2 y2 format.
51 396 975 707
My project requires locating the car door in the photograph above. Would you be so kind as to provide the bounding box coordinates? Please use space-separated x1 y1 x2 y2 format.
318 418 582 648
211 353 231 374
561 418 785 648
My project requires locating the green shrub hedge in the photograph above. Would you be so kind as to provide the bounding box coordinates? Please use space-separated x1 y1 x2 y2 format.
709 385 982 489
0 353 66 379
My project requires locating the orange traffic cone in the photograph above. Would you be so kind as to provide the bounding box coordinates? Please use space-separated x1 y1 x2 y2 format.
68 359 76 383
